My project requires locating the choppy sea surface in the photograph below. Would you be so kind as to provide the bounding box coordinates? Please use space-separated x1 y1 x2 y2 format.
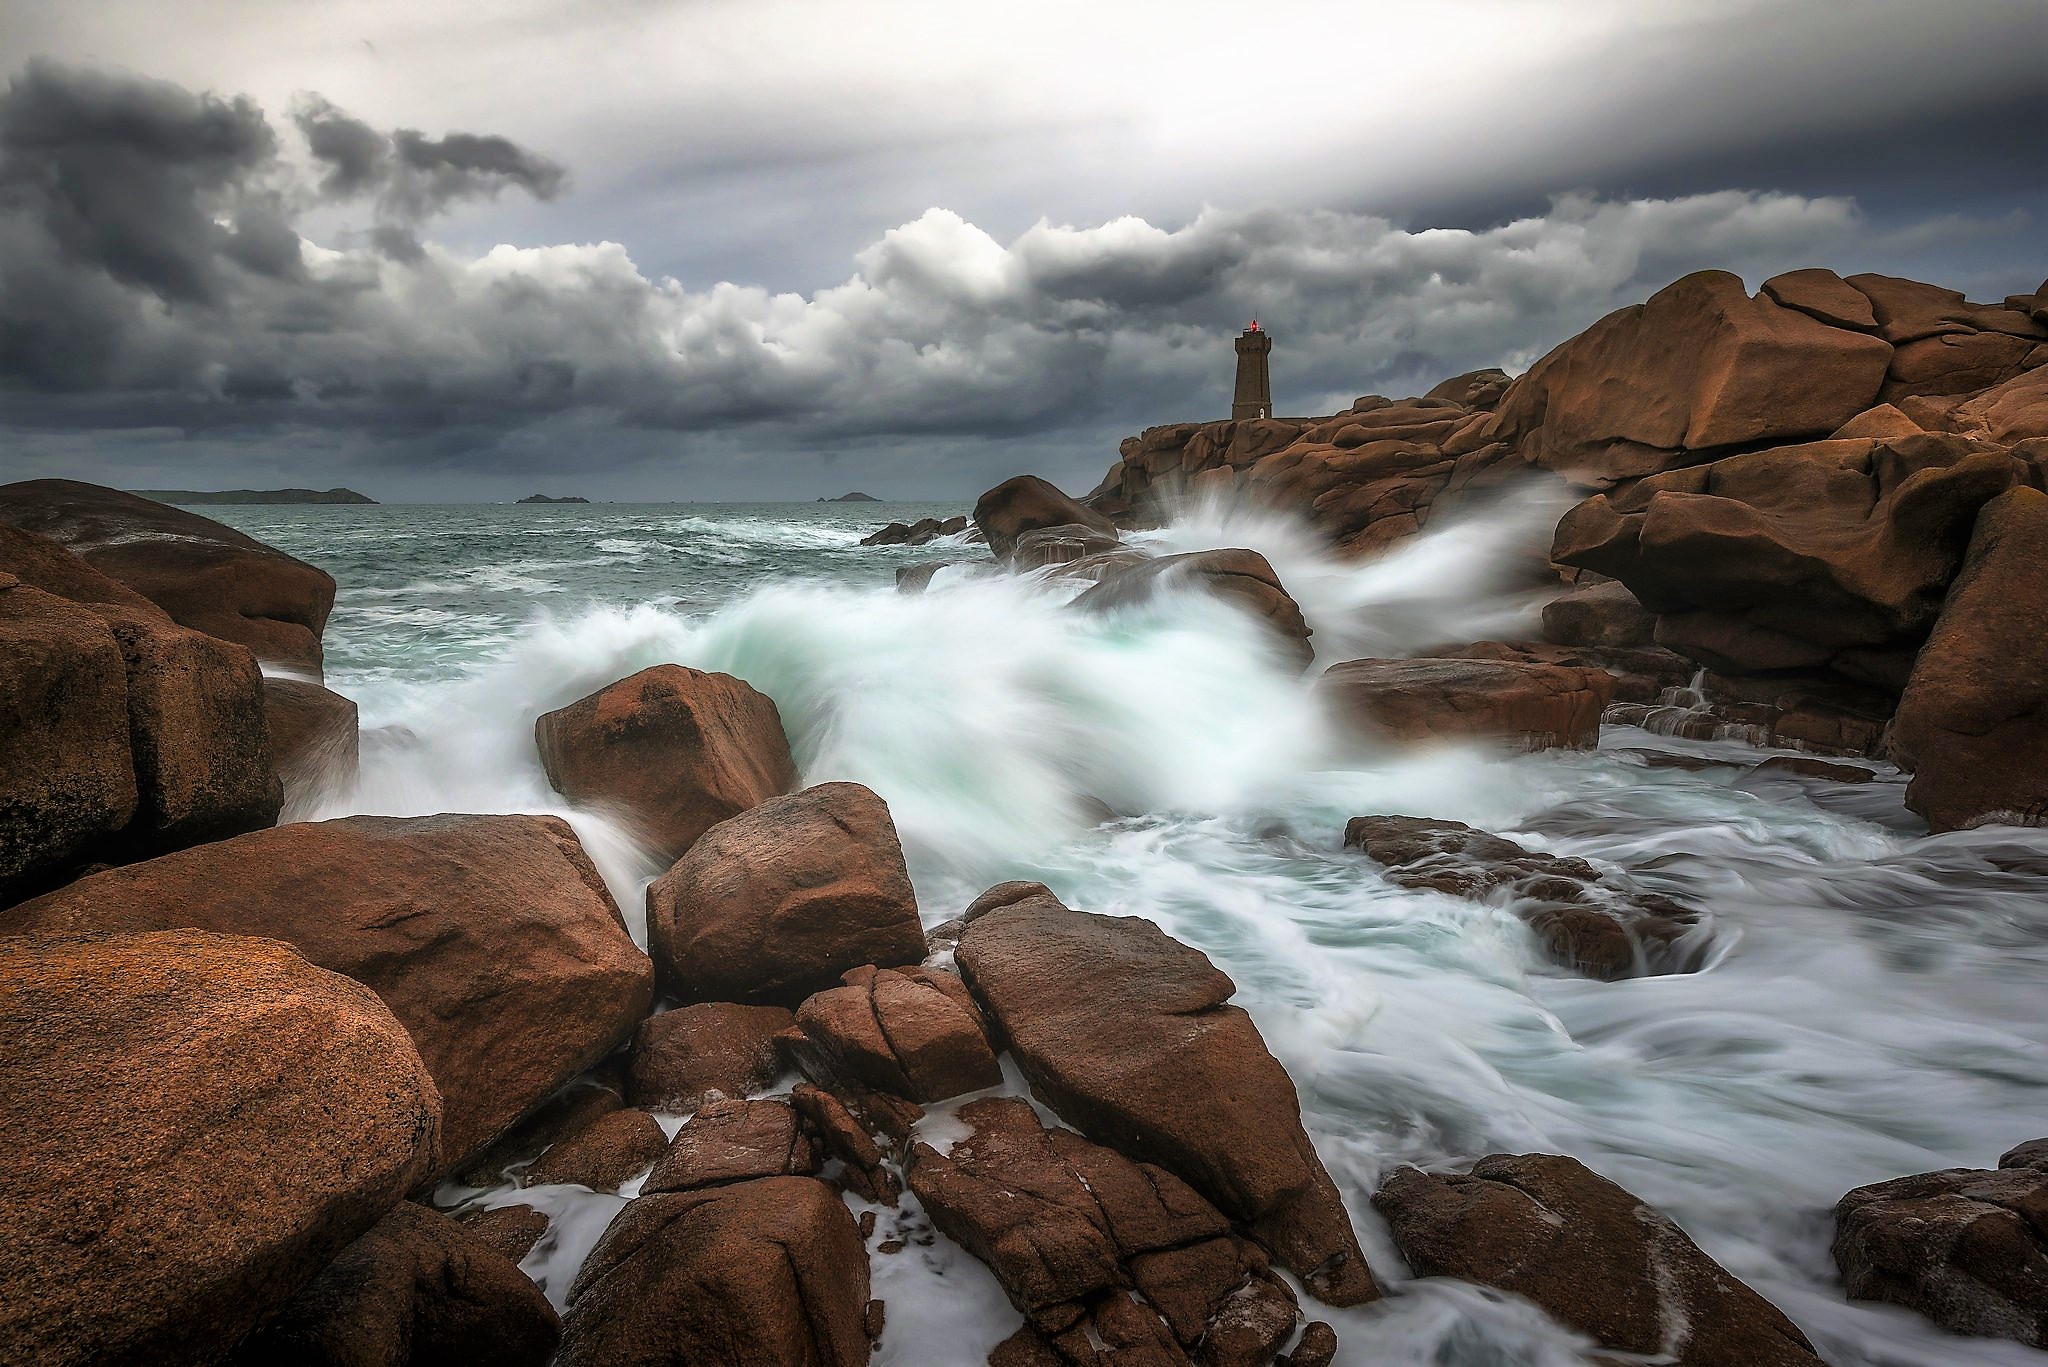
210 499 2048 1367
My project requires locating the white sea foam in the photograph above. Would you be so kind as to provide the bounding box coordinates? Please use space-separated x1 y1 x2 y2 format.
285 498 2048 1367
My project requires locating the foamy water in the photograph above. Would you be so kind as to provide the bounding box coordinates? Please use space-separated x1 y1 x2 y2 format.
214 498 2048 1367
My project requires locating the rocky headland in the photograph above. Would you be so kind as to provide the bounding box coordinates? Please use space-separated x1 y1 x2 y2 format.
3 264 2046 1365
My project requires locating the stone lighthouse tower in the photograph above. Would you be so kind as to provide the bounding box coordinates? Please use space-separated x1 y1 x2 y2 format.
1231 320 1273 420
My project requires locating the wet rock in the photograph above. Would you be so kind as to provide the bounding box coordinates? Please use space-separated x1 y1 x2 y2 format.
8 813 653 1173
790 1082 902 1204
861 515 968 548
1488 269 1894 485
908 1098 1299 1361
1553 431 2030 696
975 475 1119 559
644 1097 817 1193
1833 1144 2048 1348
1745 756 1878 784
0 478 336 671
229 1201 559 1367
534 663 797 862
263 675 359 806
896 560 959 593
557 1176 872 1367
955 888 1377 1306
1889 487 2048 832
455 1075 624 1188
1343 815 1700 979
626 1001 796 1111
1375 1153 1826 1366
1319 656 1613 751
792 964 1002 1103
1073 549 1314 671
1281 1321 1338 1367
0 930 441 1367
457 1204 551 1264
1012 522 1126 571
647 781 926 1005
0 525 282 886
1541 578 1656 648
522 1108 668 1191
1435 639 1692 706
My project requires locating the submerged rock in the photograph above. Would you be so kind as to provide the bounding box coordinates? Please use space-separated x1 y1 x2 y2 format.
8 813 652 1173
1833 1141 2048 1348
1375 1153 1826 1366
228 1201 559 1367
974 475 1118 559
0 478 337 672
534 663 797 862
1073 548 1314 671
647 782 926 1005
1889 487 2048 832
0 930 441 1367
557 1176 873 1367
1319 656 1613 751
955 885 1378 1307
1344 815 1700 978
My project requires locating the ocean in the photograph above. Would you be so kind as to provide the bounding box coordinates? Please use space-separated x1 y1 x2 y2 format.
206 498 2048 1367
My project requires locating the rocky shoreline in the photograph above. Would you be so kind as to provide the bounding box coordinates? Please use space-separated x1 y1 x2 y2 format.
3 264 2046 1366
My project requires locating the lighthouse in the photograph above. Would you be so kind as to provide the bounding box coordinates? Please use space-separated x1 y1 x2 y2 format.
1231 320 1273 421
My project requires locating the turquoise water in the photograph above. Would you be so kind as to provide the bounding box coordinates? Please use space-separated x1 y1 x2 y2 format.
209 499 2048 1367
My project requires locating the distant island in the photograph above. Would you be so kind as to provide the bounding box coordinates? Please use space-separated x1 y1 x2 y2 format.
517 494 590 504
130 488 376 505
821 492 881 502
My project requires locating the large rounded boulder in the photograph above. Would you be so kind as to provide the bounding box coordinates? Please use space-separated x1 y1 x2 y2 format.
646 781 926 1005
6 813 652 1172
0 930 442 1367
263 676 360 810
973 475 1118 560
0 479 337 672
1072 548 1314 670
535 663 797 863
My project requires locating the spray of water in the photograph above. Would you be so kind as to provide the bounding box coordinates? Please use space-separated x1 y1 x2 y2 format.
280 496 2048 1367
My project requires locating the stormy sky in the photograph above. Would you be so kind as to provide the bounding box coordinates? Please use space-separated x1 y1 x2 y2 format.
1 1 2043 502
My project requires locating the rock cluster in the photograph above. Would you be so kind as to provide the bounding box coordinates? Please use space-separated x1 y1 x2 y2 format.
1344 815 1700 978
861 514 968 546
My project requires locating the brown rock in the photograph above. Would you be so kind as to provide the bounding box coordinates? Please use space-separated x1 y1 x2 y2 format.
1490 270 1893 485
1833 1146 2048 1348
455 1076 623 1188
1541 579 1655 648
1436 639 1691 706
263 676 359 807
535 663 797 862
647 781 926 1005
1319 656 1613 751
1553 432 2028 694
0 578 137 904
1890 487 2048 831
793 965 1002 1103
523 1108 668 1191
1013 522 1125 570
457 1204 550 1265
1375 1154 1825 1366
1953 364 2048 444
1831 403 1926 440
1761 267 1879 331
790 1082 902 1204
975 475 1120 559
1073 549 1314 670
1343 815 1699 979
0 479 336 671
0 931 441 1367
0 525 282 878
228 1201 559 1367
626 1001 795 1110
955 890 1377 1306
1282 1321 1338 1367
7 814 652 1173
557 1176 872 1367
645 1097 817 1193
1424 367 1512 411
